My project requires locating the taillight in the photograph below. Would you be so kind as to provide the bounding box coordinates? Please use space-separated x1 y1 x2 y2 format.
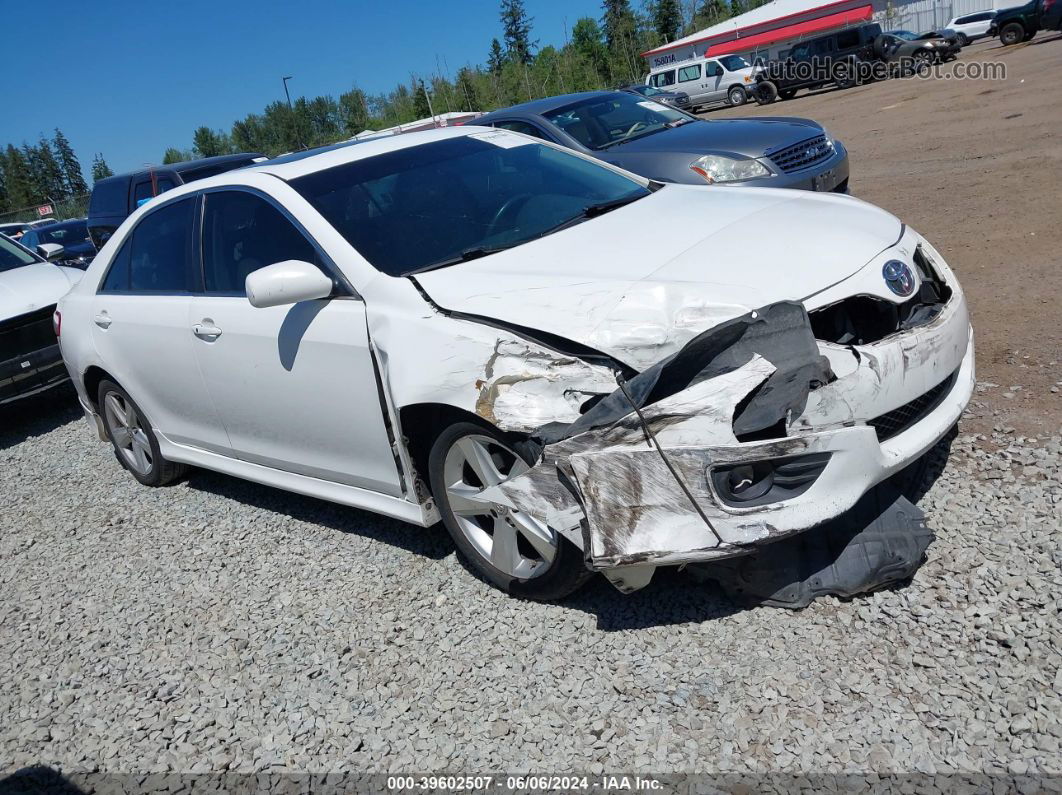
53 310 61 338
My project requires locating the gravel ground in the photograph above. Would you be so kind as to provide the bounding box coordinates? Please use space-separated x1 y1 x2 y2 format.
1 386 1059 778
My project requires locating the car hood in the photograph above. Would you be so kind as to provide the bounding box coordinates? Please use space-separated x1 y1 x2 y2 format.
415 185 903 370
602 116 823 159
0 262 81 320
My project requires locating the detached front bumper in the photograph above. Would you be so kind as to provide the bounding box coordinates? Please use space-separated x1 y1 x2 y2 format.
482 246 971 588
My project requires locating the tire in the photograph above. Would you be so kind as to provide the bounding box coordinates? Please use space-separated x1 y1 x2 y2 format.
727 85 747 107
98 380 188 486
778 88 798 100
833 61 857 88
1022 30 1035 41
427 421 592 601
913 50 934 74
752 80 778 105
999 22 1025 45
957 33 970 46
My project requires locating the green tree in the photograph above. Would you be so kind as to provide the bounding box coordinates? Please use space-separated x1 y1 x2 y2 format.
729 0 743 17
3 145 35 208
488 38 506 75
651 0 683 41
693 0 729 29
52 128 88 196
192 127 231 158
455 67 482 111
501 0 535 65
90 153 113 182
162 147 192 164
413 79 432 119
602 0 642 82
23 140 67 203
338 88 370 135
231 115 268 153
572 17 610 81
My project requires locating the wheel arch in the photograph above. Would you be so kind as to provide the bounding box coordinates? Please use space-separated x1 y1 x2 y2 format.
83 365 119 411
399 402 512 499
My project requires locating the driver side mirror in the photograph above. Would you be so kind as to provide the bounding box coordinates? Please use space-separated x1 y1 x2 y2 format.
37 243 65 261
246 260 334 308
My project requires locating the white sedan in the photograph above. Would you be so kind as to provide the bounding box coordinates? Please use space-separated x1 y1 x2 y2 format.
57 127 974 600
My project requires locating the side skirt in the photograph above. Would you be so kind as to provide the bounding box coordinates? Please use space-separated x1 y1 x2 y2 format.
156 433 435 527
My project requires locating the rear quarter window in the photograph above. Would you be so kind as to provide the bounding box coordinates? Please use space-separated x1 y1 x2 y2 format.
89 178 128 216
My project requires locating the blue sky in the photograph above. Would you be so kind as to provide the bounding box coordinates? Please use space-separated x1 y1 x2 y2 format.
1 0 605 177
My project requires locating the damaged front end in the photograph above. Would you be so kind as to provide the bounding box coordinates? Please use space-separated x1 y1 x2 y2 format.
475 292 971 594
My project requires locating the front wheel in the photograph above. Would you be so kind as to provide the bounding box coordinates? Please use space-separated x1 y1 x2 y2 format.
999 22 1026 45
957 32 970 46
428 422 591 601
753 81 778 105
98 380 188 486
727 85 747 106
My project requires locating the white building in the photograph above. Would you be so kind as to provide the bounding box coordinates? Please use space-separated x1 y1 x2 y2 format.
642 0 1004 70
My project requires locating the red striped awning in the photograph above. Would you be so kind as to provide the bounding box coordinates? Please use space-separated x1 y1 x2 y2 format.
706 4 873 56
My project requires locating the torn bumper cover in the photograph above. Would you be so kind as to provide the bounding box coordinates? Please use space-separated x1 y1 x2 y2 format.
480 298 973 578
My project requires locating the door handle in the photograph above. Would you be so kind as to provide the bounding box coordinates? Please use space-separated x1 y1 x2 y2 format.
192 322 223 340
94 312 111 329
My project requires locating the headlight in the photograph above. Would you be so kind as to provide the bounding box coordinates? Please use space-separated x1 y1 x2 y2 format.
689 155 771 183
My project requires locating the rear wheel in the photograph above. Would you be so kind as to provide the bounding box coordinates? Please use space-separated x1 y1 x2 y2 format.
957 32 970 46
428 422 591 601
999 22 1025 45
727 85 747 106
98 380 188 486
778 88 798 100
833 61 857 88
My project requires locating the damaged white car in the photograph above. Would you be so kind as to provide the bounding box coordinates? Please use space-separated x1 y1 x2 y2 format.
57 127 974 601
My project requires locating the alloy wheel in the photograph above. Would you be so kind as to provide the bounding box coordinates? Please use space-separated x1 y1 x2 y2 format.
104 392 153 475
442 434 558 579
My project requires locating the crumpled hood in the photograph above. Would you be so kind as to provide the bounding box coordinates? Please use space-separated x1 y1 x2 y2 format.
415 185 902 370
0 263 81 320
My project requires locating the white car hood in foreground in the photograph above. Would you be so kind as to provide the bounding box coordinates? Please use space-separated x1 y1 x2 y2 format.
415 185 902 370
0 263 81 320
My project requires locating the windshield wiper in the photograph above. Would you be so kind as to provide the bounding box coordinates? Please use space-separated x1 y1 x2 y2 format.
538 193 648 235
406 243 519 275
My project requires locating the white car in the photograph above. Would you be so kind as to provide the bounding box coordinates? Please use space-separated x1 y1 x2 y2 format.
57 127 974 600
647 55 757 108
946 10 998 43
1 233 82 405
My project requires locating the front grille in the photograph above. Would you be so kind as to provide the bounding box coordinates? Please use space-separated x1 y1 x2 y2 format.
869 372 957 442
768 135 833 173
0 305 57 361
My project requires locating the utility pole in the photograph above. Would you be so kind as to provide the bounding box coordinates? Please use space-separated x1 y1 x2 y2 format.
282 75 305 150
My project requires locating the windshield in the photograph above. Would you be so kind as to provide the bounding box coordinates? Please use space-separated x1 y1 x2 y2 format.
0 234 41 273
543 93 692 151
718 55 750 70
37 221 90 246
291 133 651 277
892 30 918 38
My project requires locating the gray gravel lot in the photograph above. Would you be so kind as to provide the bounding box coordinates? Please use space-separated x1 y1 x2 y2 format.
1 386 1059 777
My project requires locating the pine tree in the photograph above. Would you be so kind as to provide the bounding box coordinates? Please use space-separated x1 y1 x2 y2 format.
455 67 482 111
91 153 114 182
729 0 743 18
52 128 88 196
338 88 370 135
413 79 433 119
192 127 231 158
500 0 535 65
488 38 506 75
4 146 35 208
652 0 683 42
602 0 638 49
162 148 191 164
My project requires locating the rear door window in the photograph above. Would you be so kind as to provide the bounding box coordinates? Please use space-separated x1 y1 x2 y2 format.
836 30 860 48
678 64 702 82
89 178 128 216
492 120 547 139
125 197 199 293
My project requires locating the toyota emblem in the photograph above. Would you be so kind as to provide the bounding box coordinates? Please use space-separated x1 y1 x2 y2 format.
882 260 916 297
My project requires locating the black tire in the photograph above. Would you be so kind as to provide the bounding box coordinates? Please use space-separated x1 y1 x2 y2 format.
752 80 778 105
1022 30 1036 41
913 49 934 74
427 421 592 601
778 88 798 100
97 380 188 486
999 22 1025 45
833 61 857 88
727 85 747 106
957 32 970 46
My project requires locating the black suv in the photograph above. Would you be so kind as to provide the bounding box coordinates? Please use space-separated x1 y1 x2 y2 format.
753 23 883 103
990 0 1061 44
87 153 265 249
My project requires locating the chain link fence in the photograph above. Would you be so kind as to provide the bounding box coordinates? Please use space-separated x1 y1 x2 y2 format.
0 193 91 226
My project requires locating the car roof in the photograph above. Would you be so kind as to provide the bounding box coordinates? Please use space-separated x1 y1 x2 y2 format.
477 91 621 120
94 152 265 185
